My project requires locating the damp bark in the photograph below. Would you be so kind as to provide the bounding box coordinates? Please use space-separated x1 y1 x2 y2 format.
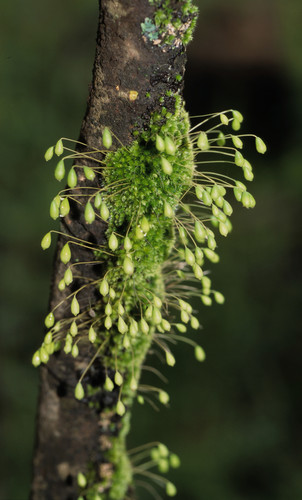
30 1 192 499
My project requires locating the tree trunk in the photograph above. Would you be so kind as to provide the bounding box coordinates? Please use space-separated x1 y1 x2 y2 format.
31 1 196 499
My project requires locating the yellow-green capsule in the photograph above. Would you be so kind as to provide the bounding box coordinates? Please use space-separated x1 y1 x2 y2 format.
170 454 181 468
217 131 226 146
195 246 204 265
220 113 229 125
102 127 112 149
175 323 187 333
241 191 252 208
100 202 109 221
234 150 244 166
233 187 243 202
219 222 229 237
50 199 59 220
45 312 55 328
64 340 72 354
114 371 123 386
41 232 52 250
212 205 226 223
104 376 114 392
156 134 165 152
123 334 131 349
44 146 54 162
236 180 247 191
140 318 149 335
197 131 209 150
201 276 211 289
185 247 195 266
108 233 118 251
195 185 204 200
99 278 109 296
203 248 219 263
124 236 132 251
194 221 206 243
166 351 175 367
223 200 233 216
164 136 176 155
123 256 134 275
67 167 77 188
77 472 87 488
202 190 212 206
159 390 169 405
94 192 102 208
232 118 241 131
211 185 220 200
118 302 125 316
129 319 138 337
84 166 95 181
135 225 144 239
60 243 71 264
181 310 190 323
232 135 243 149
195 345 206 362
40 346 49 364
255 136 267 154
116 400 126 416
190 316 200 329
45 340 54 353
153 295 162 308
54 159 65 181
105 303 112 316
243 167 254 182
232 109 244 123
178 226 187 244
60 197 70 217
104 315 112 330
130 377 138 391
75 382 85 400
152 307 162 325
70 320 78 337
161 319 171 331
64 268 73 285
201 294 212 306
158 443 169 457
54 139 64 156
145 305 153 320
164 201 173 218
140 216 150 233
84 202 95 224
32 350 41 367
58 279 65 291
214 291 225 304
193 263 203 280
118 316 128 334
89 325 97 343
207 235 217 250
71 344 79 358
71 296 80 316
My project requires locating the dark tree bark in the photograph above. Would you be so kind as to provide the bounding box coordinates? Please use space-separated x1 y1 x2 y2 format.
31 1 194 498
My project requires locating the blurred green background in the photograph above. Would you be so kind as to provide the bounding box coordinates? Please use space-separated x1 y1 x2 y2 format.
1 0 301 499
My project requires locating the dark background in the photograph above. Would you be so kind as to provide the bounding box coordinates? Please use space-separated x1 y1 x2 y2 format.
1 0 301 499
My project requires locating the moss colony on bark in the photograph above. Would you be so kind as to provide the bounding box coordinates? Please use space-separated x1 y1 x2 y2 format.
35 95 266 499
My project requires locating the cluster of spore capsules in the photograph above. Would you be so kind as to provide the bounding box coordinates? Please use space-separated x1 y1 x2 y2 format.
34 104 266 499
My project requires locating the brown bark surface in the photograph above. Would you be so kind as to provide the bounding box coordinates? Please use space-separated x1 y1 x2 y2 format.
31 1 190 498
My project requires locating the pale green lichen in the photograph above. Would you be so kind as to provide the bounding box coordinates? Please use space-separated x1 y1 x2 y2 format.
142 0 198 47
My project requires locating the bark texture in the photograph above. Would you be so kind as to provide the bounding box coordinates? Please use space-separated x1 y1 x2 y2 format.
31 1 190 498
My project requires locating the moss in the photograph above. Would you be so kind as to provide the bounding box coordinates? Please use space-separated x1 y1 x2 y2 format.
40 100 262 499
